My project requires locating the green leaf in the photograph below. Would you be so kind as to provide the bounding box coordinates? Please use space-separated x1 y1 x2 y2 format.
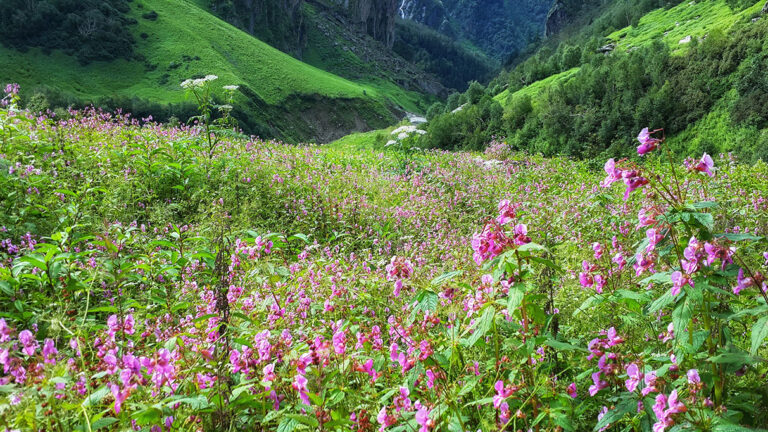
593 398 636 431
517 242 548 253
410 290 439 322
430 270 463 287
750 316 768 356
276 418 299 432
286 414 319 428
719 233 762 242
288 233 310 244
81 385 110 407
708 351 759 365
640 272 672 285
507 285 525 315
672 299 693 345
692 212 714 231
91 417 119 430
463 307 495 348
132 406 163 425
545 338 586 352
648 289 677 314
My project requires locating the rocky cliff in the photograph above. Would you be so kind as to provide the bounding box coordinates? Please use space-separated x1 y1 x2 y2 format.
544 0 569 37
397 0 551 59
332 0 399 47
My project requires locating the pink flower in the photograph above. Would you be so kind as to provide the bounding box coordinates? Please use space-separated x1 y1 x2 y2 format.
496 199 516 225
689 153 715 177
263 363 276 382
597 406 611 432
0 319 12 342
42 339 57 364
606 327 624 346
493 380 517 408
108 383 130 414
513 223 531 246
734 268 755 295
589 371 608 396
18 330 38 356
642 371 660 396
471 223 509 265
645 228 664 253
293 373 310 405
414 402 434 432
670 271 693 297
625 363 642 392
567 382 578 398
637 128 661 155
601 159 622 188
332 329 346 355
425 370 435 389
687 369 700 385
377 407 396 431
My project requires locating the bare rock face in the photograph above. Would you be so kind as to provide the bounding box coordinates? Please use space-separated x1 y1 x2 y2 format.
332 0 399 47
399 0 446 29
545 0 569 37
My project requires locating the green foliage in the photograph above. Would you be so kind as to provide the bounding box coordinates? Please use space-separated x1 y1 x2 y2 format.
393 20 498 91
0 0 135 64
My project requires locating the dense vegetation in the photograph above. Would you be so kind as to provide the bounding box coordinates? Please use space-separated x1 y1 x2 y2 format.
422 0 768 162
0 0 432 143
0 0 135 64
401 0 551 61
393 20 498 91
3 76 768 431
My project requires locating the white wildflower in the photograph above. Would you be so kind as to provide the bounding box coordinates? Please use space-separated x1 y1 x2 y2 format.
223 85 240 91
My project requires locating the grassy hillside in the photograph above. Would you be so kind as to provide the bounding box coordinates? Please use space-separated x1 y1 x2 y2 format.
607 0 765 52
0 0 431 141
413 0 768 159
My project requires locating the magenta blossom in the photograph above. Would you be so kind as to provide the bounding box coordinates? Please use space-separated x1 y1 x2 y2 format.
625 363 642 392
637 128 661 155
687 153 715 177
567 382 578 398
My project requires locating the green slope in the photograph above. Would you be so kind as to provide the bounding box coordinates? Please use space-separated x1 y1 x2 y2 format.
494 67 580 107
607 0 764 53
0 0 429 140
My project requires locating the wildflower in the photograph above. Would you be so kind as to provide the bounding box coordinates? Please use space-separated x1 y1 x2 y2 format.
642 371 660 396
670 271 693 297
493 380 517 408
513 224 531 245
496 199 516 225
687 153 715 177
425 369 435 389
0 319 12 342
660 322 675 343
18 330 38 356
567 382 578 398
263 363 277 382
704 242 735 269
597 406 611 432
414 402 434 432
42 339 57 364
393 386 412 412
376 407 396 431
223 85 240 91
637 128 661 155
589 371 608 396
625 363 642 392
293 373 310 405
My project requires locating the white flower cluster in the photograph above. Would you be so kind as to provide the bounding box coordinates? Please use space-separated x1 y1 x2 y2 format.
180 75 219 89
385 125 426 146
223 85 240 91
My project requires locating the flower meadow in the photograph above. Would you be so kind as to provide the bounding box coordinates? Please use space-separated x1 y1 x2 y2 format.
1 83 768 432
